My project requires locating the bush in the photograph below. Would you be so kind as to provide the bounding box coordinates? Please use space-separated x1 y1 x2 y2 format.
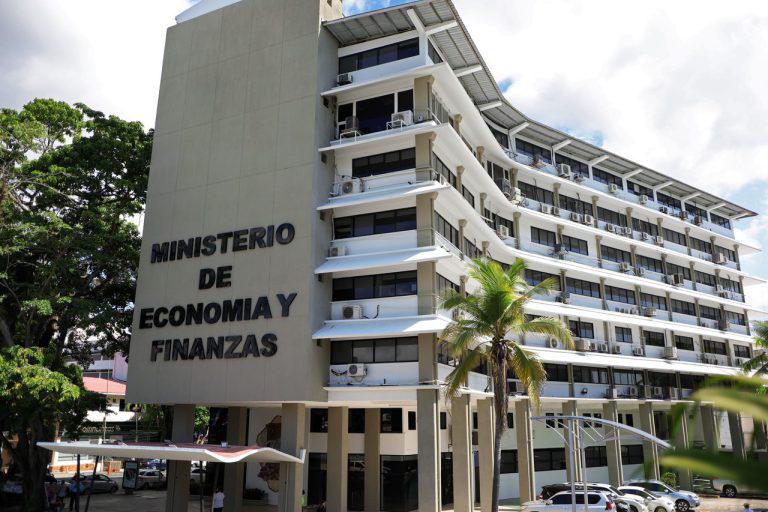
662 471 678 489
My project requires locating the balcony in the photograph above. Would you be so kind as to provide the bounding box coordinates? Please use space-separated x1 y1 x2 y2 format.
331 296 417 321
331 108 440 146
327 361 488 391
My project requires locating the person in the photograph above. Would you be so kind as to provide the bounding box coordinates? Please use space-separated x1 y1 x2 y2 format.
301 489 306 508
212 487 225 512
744 503 752 512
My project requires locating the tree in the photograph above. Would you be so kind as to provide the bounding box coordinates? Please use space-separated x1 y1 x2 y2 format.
439 258 573 512
742 321 768 376
0 99 152 511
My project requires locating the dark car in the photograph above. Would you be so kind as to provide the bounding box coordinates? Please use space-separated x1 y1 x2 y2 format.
540 484 630 512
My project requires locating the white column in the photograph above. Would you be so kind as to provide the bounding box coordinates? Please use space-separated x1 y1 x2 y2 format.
166 405 195 512
278 403 306 512
328 407 349 512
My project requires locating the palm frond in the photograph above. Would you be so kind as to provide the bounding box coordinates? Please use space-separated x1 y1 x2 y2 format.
691 386 768 424
443 347 485 398
507 343 546 409
516 317 575 350
661 449 768 491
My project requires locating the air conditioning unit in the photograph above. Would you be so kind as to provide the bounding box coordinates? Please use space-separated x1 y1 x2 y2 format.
583 214 595 225
343 115 360 133
714 253 727 265
342 304 363 319
652 386 664 398
510 189 524 205
718 319 730 331
552 206 561 216
643 307 657 317
501 178 513 196
497 225 510 239
347 363 367 378
672 273 685 286
641 232 651 241
606 388 619 399
340 177 363 195
612 345 622 354
557 163 572 178
623 227 633 236
679 210 689 220
606 224 616 233
597 343 609 353
570 212 583 223
541 203 553 215
654 236 664 246
609 183 620 194
337 72 353 85
664 346 678 360
659 206 669 215
628 386 639 397
390 110 414 127
634 266 645 277
632 346 645 356
557 292 571 304
639 194 649 205
553 244 568 258
668 387 679 400
619 262 632 273
547 336 558 348
328 245 347 257
573 173 585 182
694 215 703 226
575 339 592 352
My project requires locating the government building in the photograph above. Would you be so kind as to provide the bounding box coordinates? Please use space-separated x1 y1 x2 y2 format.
126 0 765 511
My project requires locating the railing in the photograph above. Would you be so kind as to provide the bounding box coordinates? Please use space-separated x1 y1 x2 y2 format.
331 108 440 145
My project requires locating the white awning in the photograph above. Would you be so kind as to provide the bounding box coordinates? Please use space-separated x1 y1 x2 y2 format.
315 246 451 274
38 441 304 464
312 314 450 340
528 347 738 376
317 181 447 211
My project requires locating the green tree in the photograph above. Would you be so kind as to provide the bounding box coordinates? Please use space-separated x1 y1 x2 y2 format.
0 99 152 511
439 258 573 512
742 321 768 375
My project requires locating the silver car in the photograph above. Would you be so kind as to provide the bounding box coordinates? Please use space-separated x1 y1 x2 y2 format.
627 480 700 512
619 485 676 512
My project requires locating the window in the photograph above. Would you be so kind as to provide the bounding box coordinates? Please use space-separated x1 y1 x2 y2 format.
720 277 742 295
690 237 712 254
464 238 481 259
686 203 708 219
606 286 635 305
507 413 514 428
489 127 509 149
534 448 566 471
656 192 682 211
515 138 552 164
716 246 737 263
666 262 691 280
640 293 667 310
614 370 642 386
680 374 705 390
615 326 633 343
407 411 416 430
566 277 601 298
699 305 719 321
703 339 726 355
427 40 442 63
663 228 687 246
543 363 569 382
555 154 589 178
524 269 561 290
561 234 588 255
710 212 732 229
334 207 416 238
380 408 403 433
585 446 607 468
726 310 746 326
352 148 415 178
331 338 419 364
695 271 717 287
572 366 609 384
461 185 475 207
310 408 329 432
434 212 459 247
440 412 447 430
619 413 635 427
518 180 555 205
734 345 751 358
621 445 644 465
332 271 416 301
633 218 659 237
636 254 663 273
601 245 631 263
569 320 595 339
675 336 695 351
559 194 592 215
593 167 622 188
627 180 653 197
431 153 456 188
598 206 628 227
485 210 514 233
644 331 665 347
500 450 518 474
648 372 675 387
551 494 602 505
531 227 557 247
436 274 459 296
671 299 696 316
339 38 419 73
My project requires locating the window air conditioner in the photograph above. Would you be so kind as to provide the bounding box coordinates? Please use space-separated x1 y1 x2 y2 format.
342 304 363 319
652 386 664 398
619 262 631 273
574 173 585 182
497 225 510 239
628 386 639 397
639 194 649 205
541 203 553 215
643 307 657 317
340 178 363 195
664 346 678 360
659 206 669 215
557 163 572 178
672 273 685 286
668 387 679 400
654 235 664 245
547 337 558 348
597 343 609 353
606 224 616 233
632 346 645 356
575 339 592 352
570 212 583 223
612 345 622 354
641 231 651 241
714 253 727 265
337 72 353 85
552 206 561 216
623 227 633 236
328 245 347 257
609 183 620 194
634 266 645 276
583 214 595 225
553 244 568 258
694 215 703 226
347 363 367 378
607 388 619 399
390 110 414 127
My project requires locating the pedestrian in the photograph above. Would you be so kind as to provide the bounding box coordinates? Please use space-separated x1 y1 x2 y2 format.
301 489 306 509
212 487 225 512
744 503 753 512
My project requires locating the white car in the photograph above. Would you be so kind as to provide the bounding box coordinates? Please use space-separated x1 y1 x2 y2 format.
588 483 648 512
627 480 700 512
710 479 760 498
620 486 676 512
523 491 617 512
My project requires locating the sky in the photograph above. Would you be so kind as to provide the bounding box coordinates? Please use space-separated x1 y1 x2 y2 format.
1 0 767 314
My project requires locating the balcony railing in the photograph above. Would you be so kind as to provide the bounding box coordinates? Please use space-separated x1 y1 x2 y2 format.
331 108 440 145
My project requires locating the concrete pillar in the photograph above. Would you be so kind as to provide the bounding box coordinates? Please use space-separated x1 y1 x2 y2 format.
416 191 437 247
734 243 741 271
458 219 468 259
476 145 485 165
328 407 349 512
479 192 487 214
602 401 624 487
418 261 438 315
638 402 660 479
513 212 521 249
684 227 692 256
415 132 435 182
166 405 195 512
414 76 434 119
477 397 494 512
591 195 599 220
595 235 604 268
515 399 536 503
451 394 473 512
672 408 693 490
599 277 608 310
689 262 697 291
456 165 465 192
562 401 583 482
701 405 719 451
364 409 380 512
553 183 561 208
278 403 306 512
626 207 634 234
418 331 441 512
728 412 747 459
665 292 674 321
224 407 248 512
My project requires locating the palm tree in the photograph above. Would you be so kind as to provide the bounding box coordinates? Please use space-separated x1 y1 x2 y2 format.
438 258 574 512
742 320 768 375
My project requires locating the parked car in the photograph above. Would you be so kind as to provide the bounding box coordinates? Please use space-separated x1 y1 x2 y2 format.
143 459 167 471
68 474 119 494
540 483 637 512
619 485 676 512
524 490 616 512
627 480 700 512
710 478 761 498
137 469 166 490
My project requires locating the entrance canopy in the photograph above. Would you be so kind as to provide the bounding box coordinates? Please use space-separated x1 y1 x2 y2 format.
38 441 304 464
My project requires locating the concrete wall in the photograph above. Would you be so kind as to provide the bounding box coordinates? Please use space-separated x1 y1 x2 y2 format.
127 0 342 405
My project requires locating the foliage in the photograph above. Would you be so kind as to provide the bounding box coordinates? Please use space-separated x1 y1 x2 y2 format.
661 471 677 489
439 258 573 512
743 321 768 377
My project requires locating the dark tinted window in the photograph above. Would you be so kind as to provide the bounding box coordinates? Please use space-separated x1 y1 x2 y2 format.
352 148 415 178
380 408 403 433
334 207 416 238
338 38 420 73
332 271 416 300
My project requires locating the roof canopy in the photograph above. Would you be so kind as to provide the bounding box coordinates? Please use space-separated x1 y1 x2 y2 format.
38 441 304 464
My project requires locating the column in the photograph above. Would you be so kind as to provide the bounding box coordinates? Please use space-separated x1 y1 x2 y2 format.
629 245 638 269
684 227 692 256
591 195 599 220
364 409 380 512
701 405 719 451
665 292 673 321
414 75 434 121
660 253 669 277
754 419 767 450
452 113 463 136
456 165 465 192
224 407 248 512
672 409 693 490
414 132 435 183
477 398 494 512
595 235 604 268
513 212 522 249
511 168 519 189
728 412 747 459
515 399 536 503
553 183 561 208
418 332 441 512
638 402 660 479
599 277 608 310
416 191 437 247
166 405 195 512
451 394 473 512
476 145 485 165
278 403 306 512
689 262 697 291
562 401 583 482
602 401 624 487
479 192 487 215
328 407 349 512
733 243 741 271
626 207 634 235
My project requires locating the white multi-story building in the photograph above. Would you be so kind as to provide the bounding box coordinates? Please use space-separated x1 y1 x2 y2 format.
123 1 766 511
